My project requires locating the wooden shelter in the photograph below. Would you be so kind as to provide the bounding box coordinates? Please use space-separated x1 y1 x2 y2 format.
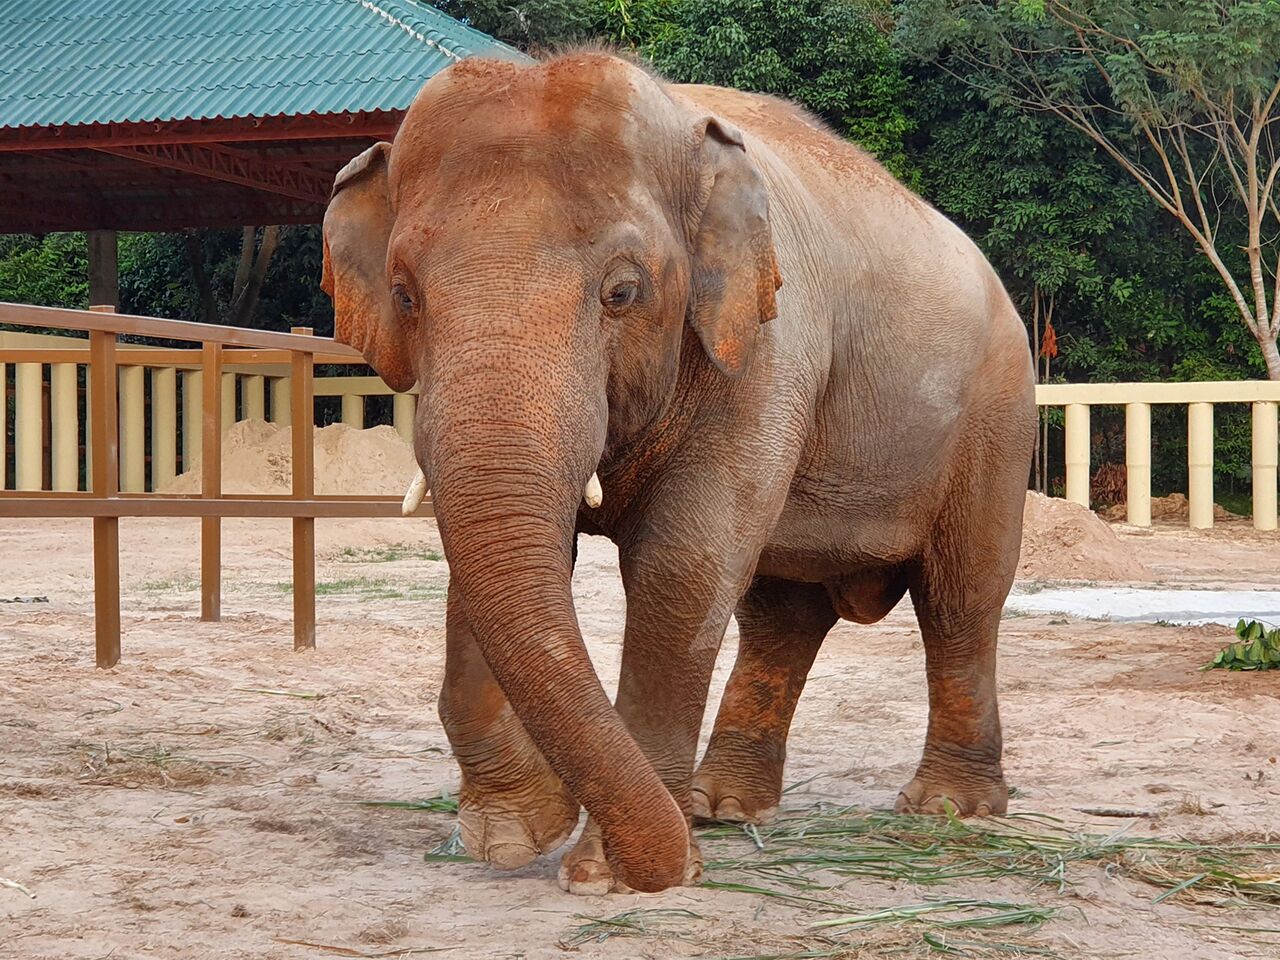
0 0 525 299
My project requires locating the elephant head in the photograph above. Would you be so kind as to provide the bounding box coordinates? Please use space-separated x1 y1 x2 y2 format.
320 53 780 891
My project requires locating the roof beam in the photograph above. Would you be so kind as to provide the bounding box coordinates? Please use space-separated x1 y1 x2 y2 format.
0 191 323 232
95 142 332 204
0 113 402 152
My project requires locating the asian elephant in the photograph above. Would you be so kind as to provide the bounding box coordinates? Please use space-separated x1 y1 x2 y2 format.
321 52 1035 895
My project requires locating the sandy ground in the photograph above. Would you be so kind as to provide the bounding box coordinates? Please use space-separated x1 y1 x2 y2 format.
2 515 1279 959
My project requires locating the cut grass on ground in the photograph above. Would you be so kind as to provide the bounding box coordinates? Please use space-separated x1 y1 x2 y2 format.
275 576 446 601
335 543 443 564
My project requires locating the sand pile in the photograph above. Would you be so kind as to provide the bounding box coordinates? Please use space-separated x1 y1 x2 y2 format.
1019 492 1150 581
1101 493 1235 523
160 419 418 496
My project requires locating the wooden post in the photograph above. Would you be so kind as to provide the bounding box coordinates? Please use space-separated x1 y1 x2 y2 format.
15 362 43 491
270 376 291 424
1252 401 1278 532
89 330 120 668
88 231 119 309
291 327 316 651
1187 402 1214 529
151 367 178 489
341 393 364 428
85 305 117 487
118 365 145 492
393 393 415 444
220 371 236 432
1063 403 1090 507
243 374 265 421
182 370 202 473
202 343 223 621
1124 402 1151 526
0 362 7 490
51 363 79 491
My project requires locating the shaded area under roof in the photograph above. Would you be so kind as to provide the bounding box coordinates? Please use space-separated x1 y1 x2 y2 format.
0 0 529 233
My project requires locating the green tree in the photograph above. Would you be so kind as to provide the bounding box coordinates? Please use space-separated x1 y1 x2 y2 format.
899 0 1280 378
652 0 914 179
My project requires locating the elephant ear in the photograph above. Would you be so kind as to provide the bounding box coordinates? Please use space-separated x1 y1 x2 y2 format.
321 142 416 392
686 117 782 377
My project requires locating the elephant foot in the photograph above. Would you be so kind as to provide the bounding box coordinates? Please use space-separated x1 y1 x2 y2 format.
894 766 1008 817
557 820 702 896
457 773 580 869
690 736 783 824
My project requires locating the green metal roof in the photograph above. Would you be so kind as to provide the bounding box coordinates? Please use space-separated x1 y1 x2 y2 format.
0 0 528 131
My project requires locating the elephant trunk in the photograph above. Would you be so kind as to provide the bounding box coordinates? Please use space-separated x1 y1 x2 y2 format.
424 352 687 893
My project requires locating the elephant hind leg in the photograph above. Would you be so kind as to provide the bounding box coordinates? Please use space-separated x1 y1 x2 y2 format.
692 577 838 824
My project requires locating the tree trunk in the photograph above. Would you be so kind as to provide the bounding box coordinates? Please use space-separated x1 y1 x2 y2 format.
1258 331 1280 381
183 231 219 327
228 226 281 328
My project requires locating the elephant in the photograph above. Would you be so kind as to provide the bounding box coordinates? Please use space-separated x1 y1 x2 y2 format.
320 52 1036 896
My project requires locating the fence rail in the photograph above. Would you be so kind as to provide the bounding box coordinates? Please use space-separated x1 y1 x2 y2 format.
0 301 431 668
1036 381 1279 531
3 300 1277 665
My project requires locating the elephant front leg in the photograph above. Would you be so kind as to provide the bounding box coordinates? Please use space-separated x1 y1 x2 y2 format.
438 583 580 868
558 544 749 895
692 577 837 824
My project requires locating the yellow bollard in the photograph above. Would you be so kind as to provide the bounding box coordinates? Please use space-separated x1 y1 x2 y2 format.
151 367 177 489
243 374 265 421
341 393 364 429
393 393 416 445
51 363 79 491
182 370 202 472
270 376 291 424
1187 402 1214 529
118 365 145 492
1063 403 1090 507
0 362 6 489
1252 401 1278 532
15 362 43 491
1124 402 1151 526
220 372 236 431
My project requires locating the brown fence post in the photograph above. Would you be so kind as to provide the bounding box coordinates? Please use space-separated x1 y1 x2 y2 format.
290 328 316 650
89 327 121 668
201 342 222 621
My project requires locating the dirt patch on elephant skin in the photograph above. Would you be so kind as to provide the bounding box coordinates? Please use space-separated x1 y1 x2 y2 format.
1018 491 1152 582
159 419 418 496
3 513 1279 959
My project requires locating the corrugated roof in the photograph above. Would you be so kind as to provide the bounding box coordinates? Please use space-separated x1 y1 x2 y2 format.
0 0 528 130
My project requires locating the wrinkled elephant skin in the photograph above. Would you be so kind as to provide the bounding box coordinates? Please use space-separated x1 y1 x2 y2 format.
320 53 1035 894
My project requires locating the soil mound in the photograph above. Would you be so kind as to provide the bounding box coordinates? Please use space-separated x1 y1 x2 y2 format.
1019 492 1151 581
160 419 417 496
1101 493 1235 523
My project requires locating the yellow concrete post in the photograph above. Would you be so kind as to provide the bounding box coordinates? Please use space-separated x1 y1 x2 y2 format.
220 372 236 431
50 363 79 491
393 393 416 444
0 362 6 489
1252 400 1278 532
270 376 291 424
1063 403 1090 507
1187 402 1214 529
1124 402 1151 526
15 362 43 490
151 366 177 489
182 370 202 472
243 373 265 421
118 365 145 493
341 393 364 428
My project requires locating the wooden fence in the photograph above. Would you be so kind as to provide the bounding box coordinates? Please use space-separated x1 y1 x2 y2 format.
3 301 1277 667
0 302 431 669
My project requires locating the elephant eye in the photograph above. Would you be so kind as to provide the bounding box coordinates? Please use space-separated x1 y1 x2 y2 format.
601 279 639 312
391 282 415 315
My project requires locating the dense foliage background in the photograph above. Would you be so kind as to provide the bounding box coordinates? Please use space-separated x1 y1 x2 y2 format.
2 0 1276 504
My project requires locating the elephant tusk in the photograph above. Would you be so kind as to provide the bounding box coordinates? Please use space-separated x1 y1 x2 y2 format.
584 472 603 508
402 468 429 517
